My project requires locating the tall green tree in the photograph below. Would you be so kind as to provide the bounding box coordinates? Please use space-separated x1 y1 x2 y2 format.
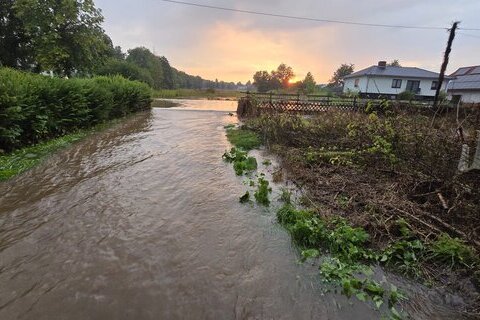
0 0 32 69
14 0 109 76
253 71 272 93
329 63 354 87
303 72 316 94
272 63 294 89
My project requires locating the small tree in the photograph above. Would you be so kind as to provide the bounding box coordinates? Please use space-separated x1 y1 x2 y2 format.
329 63 354 87
387 60 401 67
303 72 316 94
253 71 272 93
272 63 294 89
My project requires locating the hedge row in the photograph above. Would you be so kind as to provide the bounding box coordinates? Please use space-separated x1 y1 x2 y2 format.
0 68 152 152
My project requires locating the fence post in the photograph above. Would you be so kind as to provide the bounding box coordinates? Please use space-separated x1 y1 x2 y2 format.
353 96 357 109
269 92 273 103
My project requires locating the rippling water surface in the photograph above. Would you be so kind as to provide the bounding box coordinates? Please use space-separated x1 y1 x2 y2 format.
0 101 467 319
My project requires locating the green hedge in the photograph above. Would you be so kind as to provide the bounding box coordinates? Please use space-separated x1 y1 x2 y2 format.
0 68 152 152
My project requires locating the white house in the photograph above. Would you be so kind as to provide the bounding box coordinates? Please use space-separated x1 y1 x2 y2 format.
343 61 449 99
447 66 480 104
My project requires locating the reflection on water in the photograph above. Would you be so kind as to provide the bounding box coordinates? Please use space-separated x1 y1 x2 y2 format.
0 102 467 319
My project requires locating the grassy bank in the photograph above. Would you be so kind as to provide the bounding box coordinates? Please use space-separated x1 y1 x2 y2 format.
239 106 480 315
154 88 242 100
0 119 125 181
0 131 86 181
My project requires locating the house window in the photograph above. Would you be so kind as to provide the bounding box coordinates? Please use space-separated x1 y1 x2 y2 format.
391 79 402 88
354 79 359 88
406 80 421 93
431 81 438 90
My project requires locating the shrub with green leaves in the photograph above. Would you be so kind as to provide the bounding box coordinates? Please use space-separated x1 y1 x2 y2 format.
429 234 477 268
0 68 152 152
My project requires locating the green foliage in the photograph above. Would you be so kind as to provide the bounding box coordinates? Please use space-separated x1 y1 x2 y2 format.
381 240 425 277
0 130 86 180
300 248 320 261
95 58 154 87
126 47 174 89
302 72 317 94
365 99 391 115
329 63 354 87
254 177 272 206
222 147 257 175
276 203 407 314
253 64 294 92
429 234 477 268
262 159 272 166
0 68 152 152
279 188 292 204
397 91 415 101
233 156 258 176
327 219 371 262
0 0 33 69
14 0 110 76
225 128 261 151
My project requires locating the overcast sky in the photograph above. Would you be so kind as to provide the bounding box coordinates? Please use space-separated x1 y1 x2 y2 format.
95 0 480 83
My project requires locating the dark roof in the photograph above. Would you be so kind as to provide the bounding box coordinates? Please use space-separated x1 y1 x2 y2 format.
447 66 480 91
344 65 443 79
450 65 480 77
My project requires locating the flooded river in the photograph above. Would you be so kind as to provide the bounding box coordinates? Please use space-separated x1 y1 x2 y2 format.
0 100 468 319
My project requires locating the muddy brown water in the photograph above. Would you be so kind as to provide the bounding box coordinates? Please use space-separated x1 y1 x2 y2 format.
0 100 469 319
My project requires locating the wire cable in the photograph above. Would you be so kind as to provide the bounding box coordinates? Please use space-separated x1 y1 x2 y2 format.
159 0 479 31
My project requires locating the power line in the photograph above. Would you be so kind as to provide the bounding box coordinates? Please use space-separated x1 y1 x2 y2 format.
159 0 478 31
457 31 480 39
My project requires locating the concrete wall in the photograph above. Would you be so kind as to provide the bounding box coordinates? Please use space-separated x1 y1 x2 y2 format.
344 76 445 97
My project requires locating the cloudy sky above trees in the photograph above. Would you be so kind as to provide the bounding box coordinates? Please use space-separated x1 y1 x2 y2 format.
96 0 480 83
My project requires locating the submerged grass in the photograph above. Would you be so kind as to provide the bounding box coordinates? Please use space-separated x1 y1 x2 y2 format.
225 128 261 151
0 131 87 181
0 118 124 181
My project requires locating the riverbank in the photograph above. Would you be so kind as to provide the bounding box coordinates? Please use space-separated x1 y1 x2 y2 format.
0 118 130 181
238 108 480 316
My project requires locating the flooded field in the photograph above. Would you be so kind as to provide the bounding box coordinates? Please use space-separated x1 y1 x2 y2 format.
0 101 467 319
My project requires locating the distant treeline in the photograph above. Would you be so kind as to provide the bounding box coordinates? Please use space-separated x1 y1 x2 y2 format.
95 47 246 90
0 0 242 90
0 68 151 152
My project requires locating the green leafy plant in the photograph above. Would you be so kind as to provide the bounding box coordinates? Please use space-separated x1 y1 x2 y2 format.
254 177 272 206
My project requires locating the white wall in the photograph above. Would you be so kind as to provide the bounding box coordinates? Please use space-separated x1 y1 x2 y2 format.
344 76 445 97
450 91 480 103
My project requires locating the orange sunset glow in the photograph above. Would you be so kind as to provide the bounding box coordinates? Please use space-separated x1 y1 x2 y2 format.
97 0 479 84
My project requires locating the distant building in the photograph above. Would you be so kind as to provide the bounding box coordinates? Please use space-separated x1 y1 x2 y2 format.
447 66 480 104
343 61 449 99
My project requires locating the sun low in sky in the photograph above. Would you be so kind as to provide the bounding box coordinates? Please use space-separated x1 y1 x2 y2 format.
96 0 480 83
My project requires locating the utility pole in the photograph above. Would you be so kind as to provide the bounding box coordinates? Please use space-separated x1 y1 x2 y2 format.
433 21 459 109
